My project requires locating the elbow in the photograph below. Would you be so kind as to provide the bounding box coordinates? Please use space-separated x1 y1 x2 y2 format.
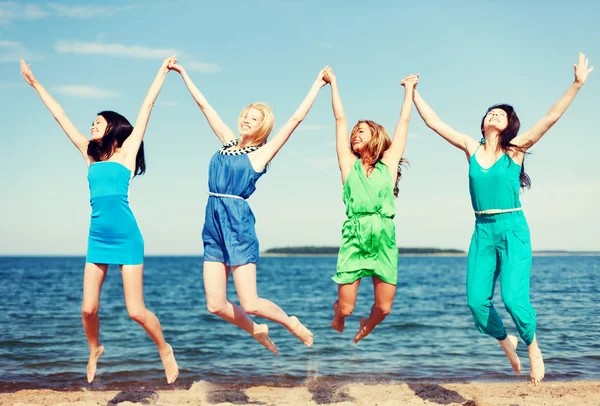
335 115 347 123
290 115 304 125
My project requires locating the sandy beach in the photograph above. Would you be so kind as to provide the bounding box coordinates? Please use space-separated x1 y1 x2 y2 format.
2 381 600 406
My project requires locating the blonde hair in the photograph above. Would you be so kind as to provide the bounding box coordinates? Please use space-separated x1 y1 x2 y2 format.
350 120 407 197
238 102 275 146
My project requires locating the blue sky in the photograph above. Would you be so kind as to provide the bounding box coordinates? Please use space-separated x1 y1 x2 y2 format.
1 0 599 255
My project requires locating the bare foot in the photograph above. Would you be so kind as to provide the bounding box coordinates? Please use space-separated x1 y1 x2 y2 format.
353 317 369 344
159 344 179 384
499 335 521 374
288 316 314 347
86 345 104 384
331 301 345 333
529 345 545 386
253 324 278 355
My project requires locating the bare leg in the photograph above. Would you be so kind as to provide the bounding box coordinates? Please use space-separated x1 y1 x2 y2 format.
528 335 545 385
81 262 108 383
498 335 521 374
204 261 277 354
233 263 313 347
354 277 396 344
121 264 178 384
331 280 360 333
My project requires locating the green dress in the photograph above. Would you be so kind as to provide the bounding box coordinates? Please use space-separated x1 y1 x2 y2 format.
333 159 398 285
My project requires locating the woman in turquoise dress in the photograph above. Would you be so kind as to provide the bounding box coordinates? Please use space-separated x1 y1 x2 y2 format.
20 57 179 384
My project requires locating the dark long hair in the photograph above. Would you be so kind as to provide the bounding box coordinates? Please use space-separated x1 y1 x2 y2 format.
350 120 408 197
87 111 146 176
480 104 530 189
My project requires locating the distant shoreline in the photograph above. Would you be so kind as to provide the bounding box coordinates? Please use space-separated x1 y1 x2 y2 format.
1 251 599 258
261 252 600 257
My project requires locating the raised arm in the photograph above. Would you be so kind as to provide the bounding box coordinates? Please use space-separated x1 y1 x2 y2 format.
323 67 355 181
20 60 90 163
413 83 478 154
250 66 329 172
122 56 176 161
512 53 593 149
168 61 236 144
382 74 417 169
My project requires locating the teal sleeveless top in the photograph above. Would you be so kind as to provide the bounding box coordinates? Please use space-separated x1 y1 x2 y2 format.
468 144 522 212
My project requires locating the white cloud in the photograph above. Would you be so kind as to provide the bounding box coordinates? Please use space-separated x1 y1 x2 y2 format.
54 40 180 59
186 61 221 73
0 82 25 88
0 39 41 62
46 3 135 18
53 85 119 99
24 3 49 19
0 2 132 23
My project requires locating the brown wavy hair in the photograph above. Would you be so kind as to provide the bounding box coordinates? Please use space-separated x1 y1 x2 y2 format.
350 120 407 197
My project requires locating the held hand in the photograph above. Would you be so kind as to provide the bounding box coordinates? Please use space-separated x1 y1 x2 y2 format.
167 59 184 74
323 66 336 84
20 60 38 87
574 52 593 86
160 55 178 73
401 73 419 90
315 65 329 87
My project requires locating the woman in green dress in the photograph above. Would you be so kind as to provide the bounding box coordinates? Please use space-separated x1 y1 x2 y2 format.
323 68 417 343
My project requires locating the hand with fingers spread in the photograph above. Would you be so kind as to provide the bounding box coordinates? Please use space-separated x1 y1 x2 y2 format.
20 60 39 88
401 74 419 90
574 52 594 86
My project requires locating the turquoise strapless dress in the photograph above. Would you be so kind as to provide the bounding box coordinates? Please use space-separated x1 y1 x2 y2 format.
86 162 144 265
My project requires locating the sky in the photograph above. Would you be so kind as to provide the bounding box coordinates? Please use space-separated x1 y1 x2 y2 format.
1 0 599 255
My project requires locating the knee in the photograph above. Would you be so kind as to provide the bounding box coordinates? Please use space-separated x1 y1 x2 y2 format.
467 293 488 313
127 307 147 324
240 300 259 315
375 303 392 316
81 305 98 319
338 303 355 318
502 292 526 314
206 300 227 315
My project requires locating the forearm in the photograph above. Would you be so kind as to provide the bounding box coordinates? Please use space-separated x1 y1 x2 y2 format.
290 82 322 123
139 69 169 114
413 90 441 127
179 68 210 109
397 88 414 126
32 82 68 120
546 81 582 122
330 80 346 121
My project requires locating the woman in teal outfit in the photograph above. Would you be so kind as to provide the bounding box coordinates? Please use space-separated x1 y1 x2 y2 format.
20 57 179 384
412 53 593 385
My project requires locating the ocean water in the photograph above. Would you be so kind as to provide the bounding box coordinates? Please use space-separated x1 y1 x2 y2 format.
0 255 599 391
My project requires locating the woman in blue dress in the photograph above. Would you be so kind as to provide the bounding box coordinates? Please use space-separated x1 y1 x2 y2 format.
170 60 328 354
20 57 179 384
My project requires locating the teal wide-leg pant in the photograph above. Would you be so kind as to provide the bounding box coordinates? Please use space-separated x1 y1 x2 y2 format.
466 212 536 346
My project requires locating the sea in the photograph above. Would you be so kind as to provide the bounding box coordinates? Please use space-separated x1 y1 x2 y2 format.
0 255 599 391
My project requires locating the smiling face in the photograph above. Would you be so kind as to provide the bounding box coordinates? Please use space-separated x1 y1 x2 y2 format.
350 122 373 154
239 108 264 137
90 115 108 140
482 108 508 133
